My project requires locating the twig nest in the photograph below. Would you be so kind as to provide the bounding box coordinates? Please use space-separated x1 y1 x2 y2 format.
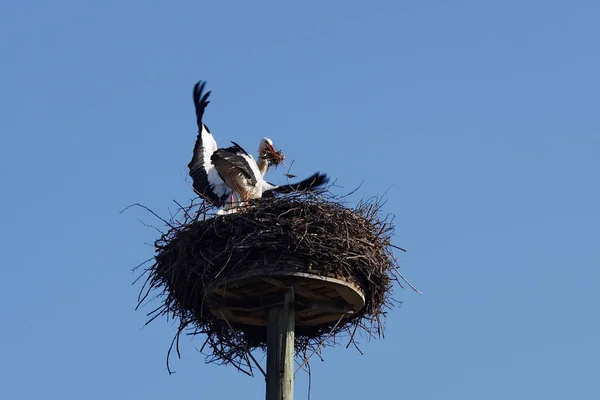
136 191 405 374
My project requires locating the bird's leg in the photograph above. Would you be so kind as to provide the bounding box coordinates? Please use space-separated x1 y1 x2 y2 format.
238 192 249 208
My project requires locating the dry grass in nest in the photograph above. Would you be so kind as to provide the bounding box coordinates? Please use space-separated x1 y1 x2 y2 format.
130 189 416 375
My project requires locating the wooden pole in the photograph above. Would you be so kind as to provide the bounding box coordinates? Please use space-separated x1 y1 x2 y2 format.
282 289 295 400
266 288 295 400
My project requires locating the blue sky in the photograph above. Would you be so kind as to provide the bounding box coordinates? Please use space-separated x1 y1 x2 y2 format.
1 1 599 399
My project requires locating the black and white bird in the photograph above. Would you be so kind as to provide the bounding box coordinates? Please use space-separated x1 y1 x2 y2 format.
187 80 329 210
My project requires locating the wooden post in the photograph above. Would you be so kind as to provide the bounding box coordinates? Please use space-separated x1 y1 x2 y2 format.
282 289 295 400
266 288 295 400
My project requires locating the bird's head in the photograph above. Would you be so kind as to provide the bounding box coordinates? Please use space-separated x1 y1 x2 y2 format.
259 137 285 168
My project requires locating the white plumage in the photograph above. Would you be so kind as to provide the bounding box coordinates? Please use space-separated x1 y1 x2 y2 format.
187 80 329 212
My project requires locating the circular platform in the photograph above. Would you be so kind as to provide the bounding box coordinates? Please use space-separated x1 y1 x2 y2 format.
204 269 365 327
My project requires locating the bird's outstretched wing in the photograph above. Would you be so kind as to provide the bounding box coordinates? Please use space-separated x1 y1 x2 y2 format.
188 81 231 206
262 172 329 195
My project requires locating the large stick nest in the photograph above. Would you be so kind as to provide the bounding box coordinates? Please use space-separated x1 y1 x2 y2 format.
133 190 413 375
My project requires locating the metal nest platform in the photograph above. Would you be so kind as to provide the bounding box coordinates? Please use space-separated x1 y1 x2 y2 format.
133 190 415 376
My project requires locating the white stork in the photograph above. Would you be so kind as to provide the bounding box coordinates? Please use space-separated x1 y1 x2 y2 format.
187 80 328 210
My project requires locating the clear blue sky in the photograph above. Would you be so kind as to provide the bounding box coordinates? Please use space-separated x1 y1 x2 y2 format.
1 1 598 399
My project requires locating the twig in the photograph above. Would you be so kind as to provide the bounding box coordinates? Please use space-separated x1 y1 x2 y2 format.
218 310 267 378
294 313 347 376
390 264 422 295
121 203 177 231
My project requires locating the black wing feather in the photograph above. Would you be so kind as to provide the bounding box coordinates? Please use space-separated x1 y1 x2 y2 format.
187 80 230 206
263 172 329 196
227 141 250 157
190 168 228 206
193 80 211 129
188 80 212 171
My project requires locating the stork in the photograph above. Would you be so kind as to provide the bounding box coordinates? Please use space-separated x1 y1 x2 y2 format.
187 80 328 211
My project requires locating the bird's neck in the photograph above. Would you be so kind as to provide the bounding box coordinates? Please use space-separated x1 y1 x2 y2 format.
257 157 269 177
